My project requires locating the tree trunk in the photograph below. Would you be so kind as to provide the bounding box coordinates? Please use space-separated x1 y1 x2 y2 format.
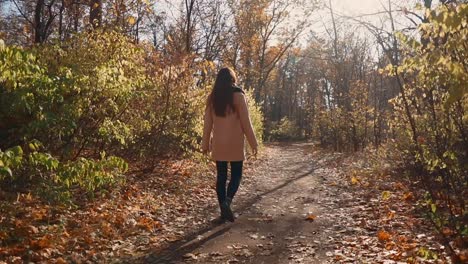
90 0 102 28
34 0 45 43
184 0 196 53
58 0 65 40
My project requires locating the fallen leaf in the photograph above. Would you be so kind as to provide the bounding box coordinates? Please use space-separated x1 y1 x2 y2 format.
249 234 259 239
442 227 454 236
381 191 391 200
0 231 8 240
28 225 39 234
30 235 52 249
377 230 391 242
458 250 468 262
183 253 198 260
55 257 67 264
305 214 316 221
402 192 413 201
31 208 48 221
386 211 395 220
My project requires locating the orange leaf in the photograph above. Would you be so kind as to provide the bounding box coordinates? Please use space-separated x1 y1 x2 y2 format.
305 214 316 221
0 231 8 240
442 227 454 236
402 192 413 201
377 230 391 242
393 182 404 189
385 241 395 250
31 208 48 221
137 217 161 231
30 235 52 249
62 230 70 238
55 257 67 264
14 219 23 227
459 250 467 262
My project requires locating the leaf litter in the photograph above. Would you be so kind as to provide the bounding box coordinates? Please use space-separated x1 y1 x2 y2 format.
0 143 457 263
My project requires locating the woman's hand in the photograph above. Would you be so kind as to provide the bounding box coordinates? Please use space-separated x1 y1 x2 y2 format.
252 147 258 157
202 148 209 155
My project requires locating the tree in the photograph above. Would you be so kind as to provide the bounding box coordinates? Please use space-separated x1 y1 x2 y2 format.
89 0 102 28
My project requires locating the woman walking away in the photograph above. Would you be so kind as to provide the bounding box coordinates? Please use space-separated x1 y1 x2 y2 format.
201 67 258 222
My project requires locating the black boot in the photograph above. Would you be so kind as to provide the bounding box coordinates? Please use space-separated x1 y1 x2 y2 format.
222 198 234 222
219 201 227 219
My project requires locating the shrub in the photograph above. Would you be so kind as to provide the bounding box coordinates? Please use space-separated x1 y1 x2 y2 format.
269 117 300 141
385 3 467 234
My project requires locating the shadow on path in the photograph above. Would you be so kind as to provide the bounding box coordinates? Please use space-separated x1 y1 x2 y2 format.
142 148 320 264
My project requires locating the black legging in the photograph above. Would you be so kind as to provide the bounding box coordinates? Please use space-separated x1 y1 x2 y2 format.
216 161 243 205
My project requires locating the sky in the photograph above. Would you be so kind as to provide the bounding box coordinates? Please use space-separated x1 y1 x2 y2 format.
1 0 436 49
330 0 412 15
154 0 428 41
311 0 421 34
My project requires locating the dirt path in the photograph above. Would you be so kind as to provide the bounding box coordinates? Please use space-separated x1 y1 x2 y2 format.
139 142 450 264
141 143 346 263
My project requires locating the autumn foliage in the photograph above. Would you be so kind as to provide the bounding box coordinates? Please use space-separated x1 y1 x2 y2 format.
0 0 466 262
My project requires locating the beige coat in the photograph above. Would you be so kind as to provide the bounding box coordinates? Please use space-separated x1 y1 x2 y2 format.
201 91 258 161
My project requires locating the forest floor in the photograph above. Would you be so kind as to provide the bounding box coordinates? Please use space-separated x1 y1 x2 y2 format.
132 142 451 264
0 142 455 263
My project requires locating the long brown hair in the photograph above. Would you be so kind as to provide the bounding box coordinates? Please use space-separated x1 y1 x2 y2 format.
209 67 237 117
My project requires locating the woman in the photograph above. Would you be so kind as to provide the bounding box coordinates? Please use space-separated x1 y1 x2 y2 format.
201 67 258 222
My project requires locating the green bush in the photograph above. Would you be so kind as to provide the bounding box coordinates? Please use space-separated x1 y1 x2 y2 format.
0 142 127 202
245 89 264 146
386 3 467 233
269 117 300 141
0 31 265 202
0 32 142 202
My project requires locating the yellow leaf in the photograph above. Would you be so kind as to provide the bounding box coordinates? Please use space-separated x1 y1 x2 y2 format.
351 176 359 185
381 191 391 200
127 16 136 25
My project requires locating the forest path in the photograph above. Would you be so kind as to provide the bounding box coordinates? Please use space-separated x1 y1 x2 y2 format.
144 142 359 263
